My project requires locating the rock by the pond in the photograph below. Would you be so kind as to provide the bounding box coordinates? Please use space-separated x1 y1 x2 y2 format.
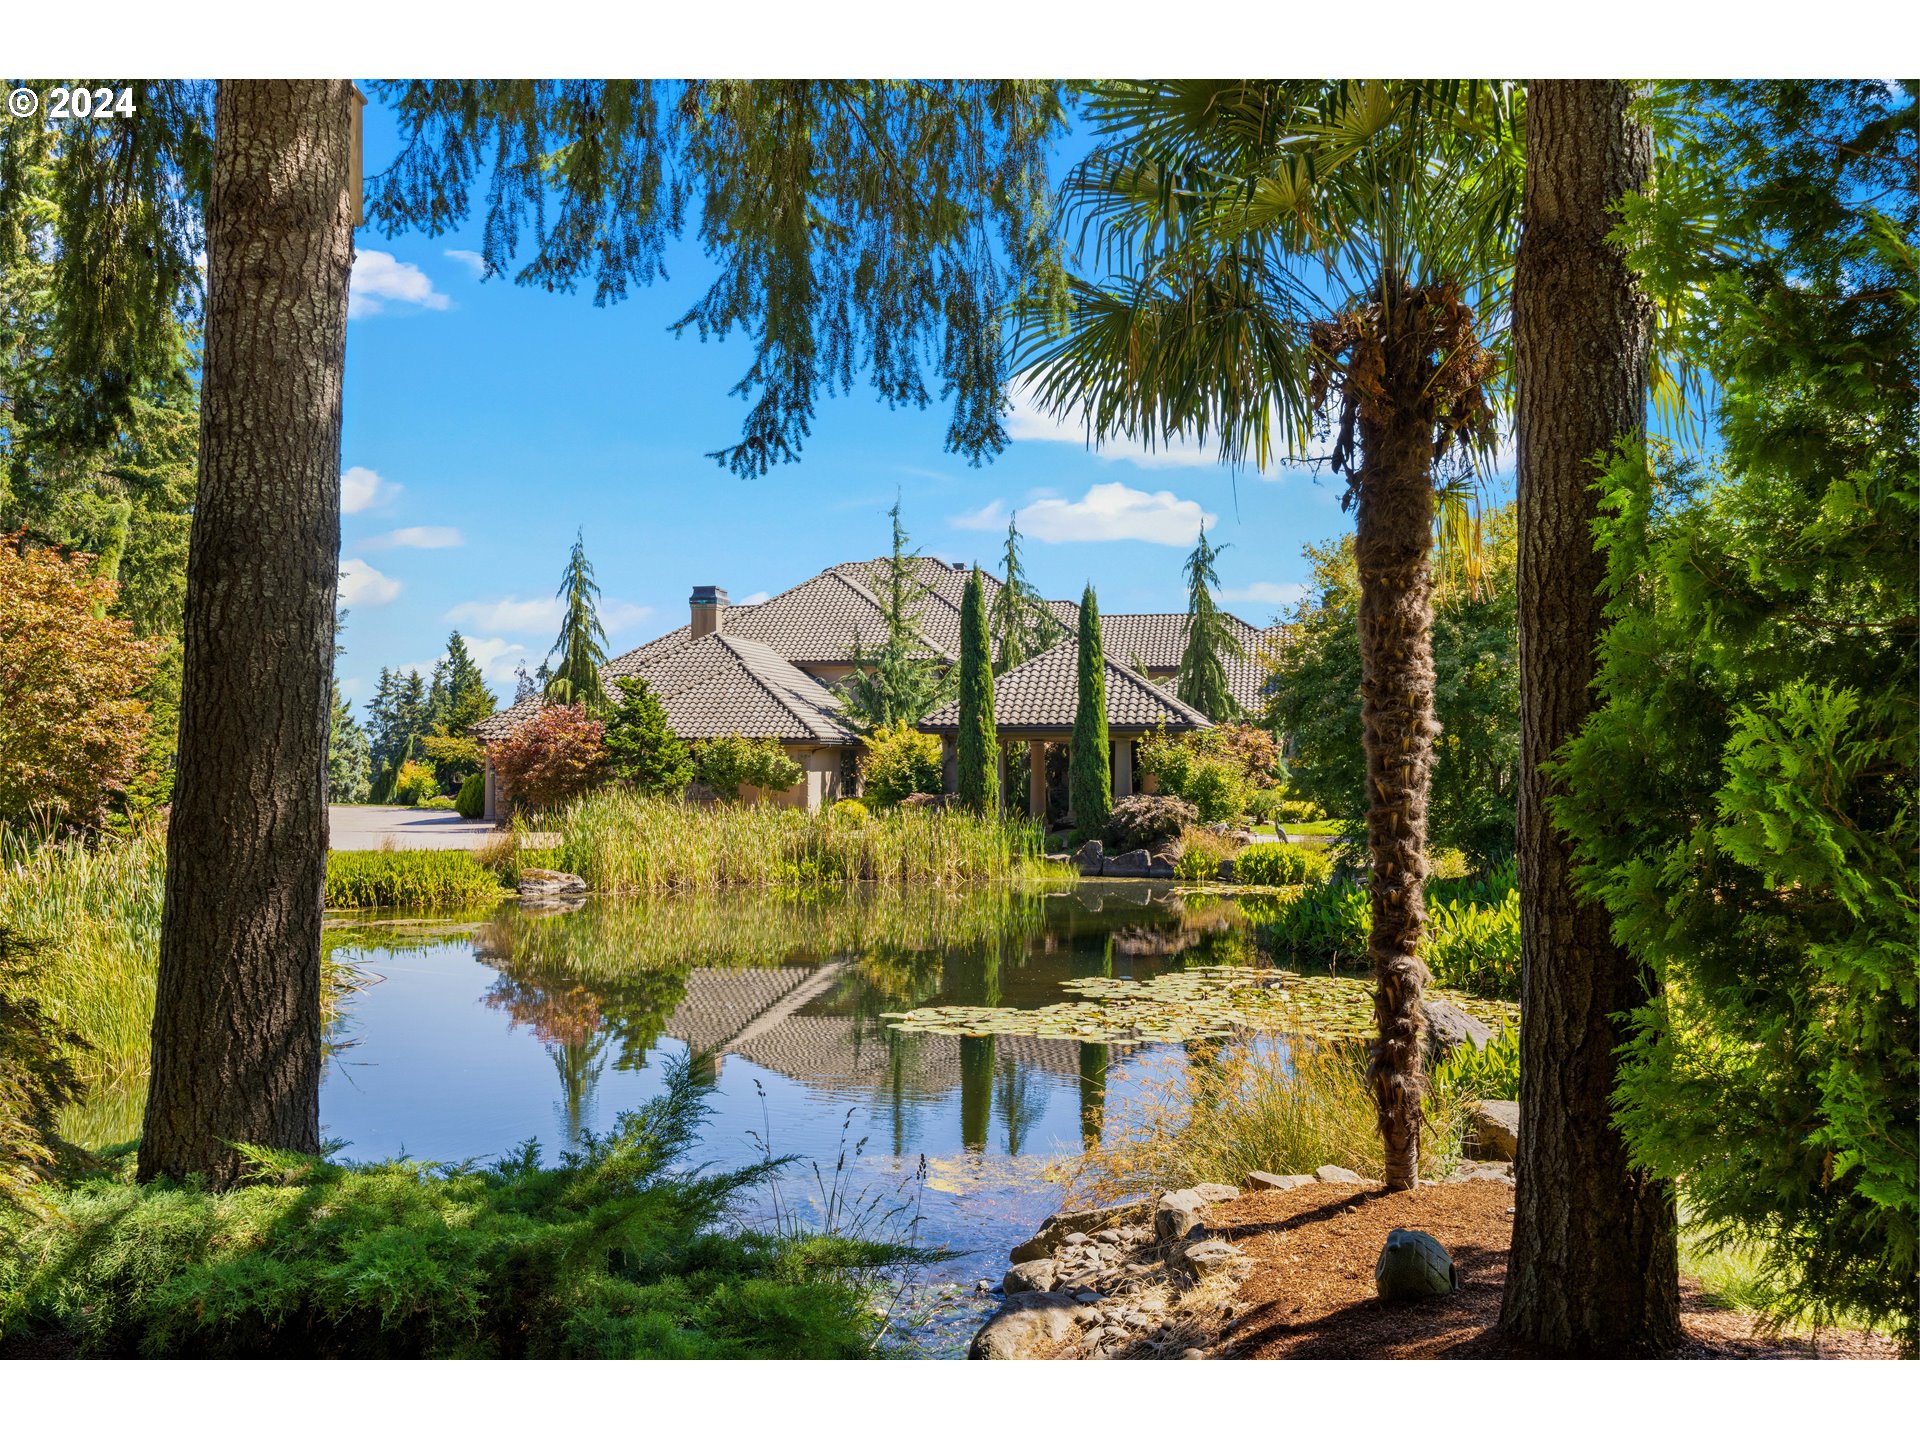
1470 1100 1520 1161
1247 1170 1317 1191
1003 1260 1056 1294
1374 1228 1458 1300
1215 856 1237 883
1102 848 1154 879
968 1291 1097 1359
1146 853 1178 879
1173 1238 1249 1282
1190 1182 1242 1205
1073 839 1106 877
1421 997 1494 1063
517 868 586 897
1154 1189 1207 1244
1314 1164 1366 1184
1009 1200 1154 1263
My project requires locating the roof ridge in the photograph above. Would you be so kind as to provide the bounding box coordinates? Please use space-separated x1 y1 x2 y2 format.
716 634 852 742
827 565 956 661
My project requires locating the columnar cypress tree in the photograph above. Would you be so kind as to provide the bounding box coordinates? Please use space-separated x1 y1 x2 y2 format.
1176 521 1245 721
956 567 998 812
1069 584 1111 831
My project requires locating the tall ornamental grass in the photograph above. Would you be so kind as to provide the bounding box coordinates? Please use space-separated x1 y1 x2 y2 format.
537 790 1046 894
323 849 507 910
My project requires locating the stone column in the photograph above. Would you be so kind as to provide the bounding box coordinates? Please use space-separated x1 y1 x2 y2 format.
941 736 957 794
996 744 1009 815
483 763 497 822
1113 738 1133 800
1027 739 1048 823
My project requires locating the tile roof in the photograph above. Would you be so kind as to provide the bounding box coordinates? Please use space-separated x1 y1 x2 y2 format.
918 638 1213 734
472 633 856 745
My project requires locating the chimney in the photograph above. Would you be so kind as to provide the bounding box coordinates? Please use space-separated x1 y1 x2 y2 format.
690 585 729 639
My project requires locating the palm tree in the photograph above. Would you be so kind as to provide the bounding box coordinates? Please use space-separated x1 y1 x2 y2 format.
1019 81 1520 1189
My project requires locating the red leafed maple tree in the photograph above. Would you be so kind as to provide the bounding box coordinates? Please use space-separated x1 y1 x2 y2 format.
486 704 607 814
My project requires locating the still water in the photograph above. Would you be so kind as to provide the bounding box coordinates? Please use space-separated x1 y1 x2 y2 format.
318 882 1260 1349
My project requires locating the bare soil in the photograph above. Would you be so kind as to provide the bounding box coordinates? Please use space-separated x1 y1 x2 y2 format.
1202 1179 1899 1360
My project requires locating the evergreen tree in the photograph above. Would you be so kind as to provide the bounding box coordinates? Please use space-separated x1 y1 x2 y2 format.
427 631 497 736
1069 585 1111 831
602 677 694 796
1553 79 1917 1351
512 663 538 704
544 530 608 710
326 684 370 803
843 499 954 729
1175 521 1245 721
989 516 1057 675
955 568 999 813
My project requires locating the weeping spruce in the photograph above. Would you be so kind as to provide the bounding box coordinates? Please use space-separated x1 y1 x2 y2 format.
956 568 999 812
1070 585 1111 831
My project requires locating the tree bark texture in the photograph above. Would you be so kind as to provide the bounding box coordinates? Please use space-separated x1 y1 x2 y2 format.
139 81 356 1185
1501 79 1681 1353
1355 355 1440 1193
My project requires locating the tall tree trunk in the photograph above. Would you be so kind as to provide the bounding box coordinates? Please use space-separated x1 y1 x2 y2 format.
1501 79 1681 1353
1355 378 1440 1193
138 82 356 1186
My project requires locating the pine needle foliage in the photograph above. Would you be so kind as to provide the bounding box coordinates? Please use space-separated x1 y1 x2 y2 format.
955 568 998 813
1175 521 1245 721
989 517 1059 675
544 530 608 710
843 501 953 730
0 1059 914 1358
1069 585 1111 831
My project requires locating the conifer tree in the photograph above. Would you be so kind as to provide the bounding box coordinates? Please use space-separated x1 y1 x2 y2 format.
427 631 497 736
1069 584 1111 831
545 530 608 710
603 676 694 796
844 499 953 729
989 516 1056 675
1175 521 1245 721
956 567 999 812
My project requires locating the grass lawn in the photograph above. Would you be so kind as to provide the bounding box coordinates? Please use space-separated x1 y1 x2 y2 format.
1278 819 1349 836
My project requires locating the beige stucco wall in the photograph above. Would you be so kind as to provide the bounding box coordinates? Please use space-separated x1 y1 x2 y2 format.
739 743 848 811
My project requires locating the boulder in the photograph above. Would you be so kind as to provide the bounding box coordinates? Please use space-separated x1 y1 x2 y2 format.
517 868 586 897
1190 1182 1241 1205
1073 839 1106 877
1246 1170 1317 1191
1154 1189 1207 1244
1469 1100 1520 1161
1102 848 1154 879
1374 1228 1458 1300
967 1292 1096 1360
1215 856 1237 883
1172 1238 1250 1282
1009 1200 1154 1263
1421 997 1494 1064
1104 794 1198 853
1146 853 1178 880
1314 1164 1366 1184
1443 1160 1515 1185
1002 1260 1056 1294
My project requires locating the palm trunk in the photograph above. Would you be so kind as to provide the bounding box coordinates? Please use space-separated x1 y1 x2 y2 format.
1354 383 1440 1193
138 81 356 1185
1500 79 1680 1353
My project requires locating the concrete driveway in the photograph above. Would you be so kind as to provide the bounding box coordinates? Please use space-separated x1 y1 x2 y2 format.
328 805 503 851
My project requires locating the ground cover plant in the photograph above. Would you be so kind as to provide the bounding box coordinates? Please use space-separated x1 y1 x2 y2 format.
0 1061 915 1358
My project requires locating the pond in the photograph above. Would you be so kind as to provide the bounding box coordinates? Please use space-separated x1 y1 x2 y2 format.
318 881 1264 1353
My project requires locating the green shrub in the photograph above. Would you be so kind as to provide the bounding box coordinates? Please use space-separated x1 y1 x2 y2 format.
419 796 456 811
857 723 941 808
1257 877 1370 964
1173 827 1236 882
829 799 870 825
1233 843 1332 888
323 850 507 910
1425 890 1520 999
390 760 438 807
603 677 695 796
1431 1023 1521 1104
1273 797 1326 824
454 773 486 820
1 927 91 1216
1181 758 1244 823
695 734 804 803
0 1061 912 1358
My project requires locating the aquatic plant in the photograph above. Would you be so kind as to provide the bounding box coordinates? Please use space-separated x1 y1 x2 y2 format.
1232 843 1333 888
0 1060 913 1358
323 848 508 910
540 789 1045 894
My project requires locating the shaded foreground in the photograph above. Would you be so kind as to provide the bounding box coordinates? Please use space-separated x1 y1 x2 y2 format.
1204 1181 1899 1360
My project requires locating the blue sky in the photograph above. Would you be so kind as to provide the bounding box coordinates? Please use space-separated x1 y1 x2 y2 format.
334 99 1361 712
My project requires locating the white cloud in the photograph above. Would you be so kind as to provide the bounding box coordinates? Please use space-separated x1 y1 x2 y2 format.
365 526 464 550
444 248 488 278
601 600 655 635
462 636 535 687
341 465 400 515
1219 581 1308 608
1003 378 1224 471
338 675 365 701
338 558 401 607
349 250 451 319
445 595 565 634
734 591 771 607
952 482 1216 548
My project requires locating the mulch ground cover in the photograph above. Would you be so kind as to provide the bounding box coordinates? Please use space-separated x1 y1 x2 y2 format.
1204 1179 1899 1360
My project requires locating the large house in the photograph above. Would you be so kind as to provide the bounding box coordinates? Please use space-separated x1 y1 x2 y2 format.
472 556 1281 820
